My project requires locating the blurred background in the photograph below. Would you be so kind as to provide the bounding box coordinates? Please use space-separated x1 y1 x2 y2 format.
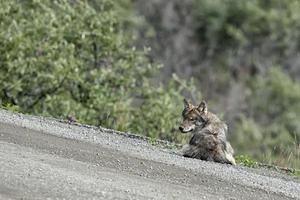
0 0 299 168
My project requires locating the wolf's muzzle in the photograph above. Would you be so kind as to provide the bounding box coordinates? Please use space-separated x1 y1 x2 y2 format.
179 126 184 132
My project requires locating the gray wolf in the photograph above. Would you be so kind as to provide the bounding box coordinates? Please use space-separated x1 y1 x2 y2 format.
178 99 236 165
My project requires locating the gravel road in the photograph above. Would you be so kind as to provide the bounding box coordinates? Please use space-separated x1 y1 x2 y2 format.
0 109 299 200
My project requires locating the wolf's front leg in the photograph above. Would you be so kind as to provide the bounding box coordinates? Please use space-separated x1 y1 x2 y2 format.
224 151 236 165
213 151 236 165
177 144 199 158
177 144 190 156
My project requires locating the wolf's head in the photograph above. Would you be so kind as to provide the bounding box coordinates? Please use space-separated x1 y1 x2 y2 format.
179 99 208 133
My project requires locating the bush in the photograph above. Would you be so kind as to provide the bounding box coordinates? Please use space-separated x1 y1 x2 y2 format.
192 0 300 168
130 74 201 142
232 68 300 168
0 0 199 142
0 0 151 128
193 0 300 58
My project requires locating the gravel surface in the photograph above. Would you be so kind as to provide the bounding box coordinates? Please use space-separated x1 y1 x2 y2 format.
0 109 299 200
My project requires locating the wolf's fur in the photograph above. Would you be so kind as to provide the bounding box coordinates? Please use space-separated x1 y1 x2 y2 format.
178 99 236 165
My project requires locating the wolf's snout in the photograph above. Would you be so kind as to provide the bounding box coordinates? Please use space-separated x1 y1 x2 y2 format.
179 126 184 132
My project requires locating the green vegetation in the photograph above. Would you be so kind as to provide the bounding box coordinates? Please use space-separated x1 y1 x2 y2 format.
236 155 300 178
0 0 146 130
240 68 300 168
0 0 196 143
192 0 300 168
235 155 259 168
193 0 300 58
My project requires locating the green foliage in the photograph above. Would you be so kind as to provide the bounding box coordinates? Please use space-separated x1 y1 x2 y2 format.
293 169 300 177
193 0 300 56
250 68 300 138
233 117 262 154
232 68 300 168
236 154 300 178
235 155 258 168
0 103 21 113
130 74 201 143
0 0 154 129
192 0 300 168
0 0 196 143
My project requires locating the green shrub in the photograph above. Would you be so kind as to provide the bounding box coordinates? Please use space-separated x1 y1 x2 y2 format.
130 74 201 142
193 0 300 168
193 0 300 56
235 155 258 168
0 0 152 128
232 68 300 168
0 0 200 143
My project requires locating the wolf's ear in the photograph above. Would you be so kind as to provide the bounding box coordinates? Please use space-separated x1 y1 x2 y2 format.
183 98 193 109
197 100 207 113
